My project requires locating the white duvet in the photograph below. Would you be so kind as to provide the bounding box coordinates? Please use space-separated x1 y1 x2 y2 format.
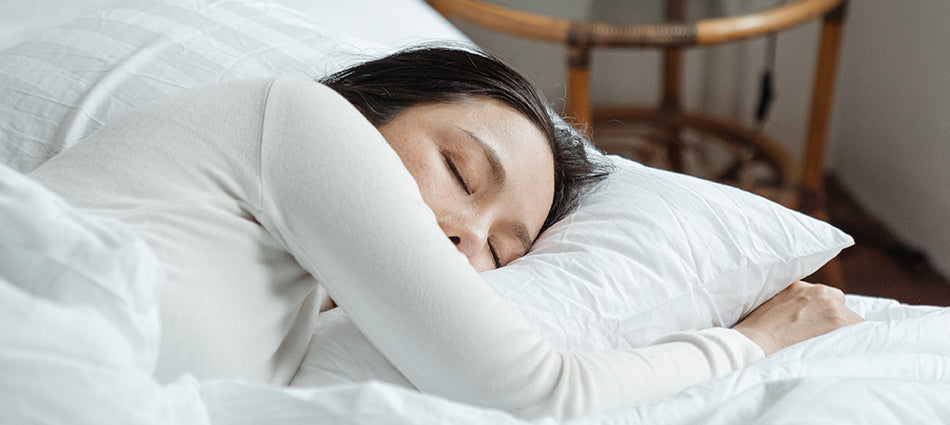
2 0 950 422
3 160 950 424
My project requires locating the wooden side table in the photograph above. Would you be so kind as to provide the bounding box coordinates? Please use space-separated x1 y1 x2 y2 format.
429 0 848 285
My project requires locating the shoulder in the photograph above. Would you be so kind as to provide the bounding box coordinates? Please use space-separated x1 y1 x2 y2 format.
260 76 381 154
266 76 358 113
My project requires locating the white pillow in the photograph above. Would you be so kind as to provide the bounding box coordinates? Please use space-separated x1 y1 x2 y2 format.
0 0 393 173
292 156 852 386
483 155 853 350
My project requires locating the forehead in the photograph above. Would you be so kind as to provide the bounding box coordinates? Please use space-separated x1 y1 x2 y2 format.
410 98 556 239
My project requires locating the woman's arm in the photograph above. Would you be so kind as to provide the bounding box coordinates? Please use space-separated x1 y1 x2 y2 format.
254 76 846 420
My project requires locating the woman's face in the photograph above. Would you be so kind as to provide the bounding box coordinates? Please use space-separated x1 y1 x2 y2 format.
378 97 555 272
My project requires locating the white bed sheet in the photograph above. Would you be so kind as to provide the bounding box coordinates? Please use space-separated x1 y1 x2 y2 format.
3 1 950 424
0 0 468 50
209 304 950 425
276 0 468 46
3 160 950 424
0 0 473 173
0 0 120 49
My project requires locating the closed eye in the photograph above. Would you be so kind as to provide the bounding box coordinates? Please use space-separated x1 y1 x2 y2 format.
488 240 501 268
444 154 471 194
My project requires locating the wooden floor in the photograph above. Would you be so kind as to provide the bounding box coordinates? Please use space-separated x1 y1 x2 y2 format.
808 175 950 307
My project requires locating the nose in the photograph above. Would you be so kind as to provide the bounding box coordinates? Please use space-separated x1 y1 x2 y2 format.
441 216 488 261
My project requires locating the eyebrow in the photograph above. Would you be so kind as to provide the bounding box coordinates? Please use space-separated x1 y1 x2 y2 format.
461 128 506 186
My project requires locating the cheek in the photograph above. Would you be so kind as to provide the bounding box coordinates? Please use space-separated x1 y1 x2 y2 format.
403 154 455 217
383 134 437 194
377 120 460 221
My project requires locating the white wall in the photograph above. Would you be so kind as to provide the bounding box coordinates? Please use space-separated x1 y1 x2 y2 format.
830 1 950 276
453 1 950 277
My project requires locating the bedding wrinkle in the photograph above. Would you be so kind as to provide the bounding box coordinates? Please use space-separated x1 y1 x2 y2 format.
50 33 171 147
3 1 946 423
653 187 704 284
26 75 765 420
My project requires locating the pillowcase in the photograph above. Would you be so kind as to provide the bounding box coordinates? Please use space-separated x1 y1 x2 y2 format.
0 0 395 173
483 155 853 350
293 154 852 386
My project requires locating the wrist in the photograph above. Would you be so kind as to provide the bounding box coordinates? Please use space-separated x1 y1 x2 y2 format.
732 324 778 356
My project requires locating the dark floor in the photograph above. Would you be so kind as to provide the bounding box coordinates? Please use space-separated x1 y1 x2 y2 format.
807 175 950 307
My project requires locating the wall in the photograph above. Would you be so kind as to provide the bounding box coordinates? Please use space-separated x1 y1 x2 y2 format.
830 1 950 276
451 1 950 277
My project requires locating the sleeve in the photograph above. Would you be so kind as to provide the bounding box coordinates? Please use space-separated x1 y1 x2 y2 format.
254 76 764 420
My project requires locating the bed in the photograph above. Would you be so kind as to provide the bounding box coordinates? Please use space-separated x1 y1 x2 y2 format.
1 0 949 424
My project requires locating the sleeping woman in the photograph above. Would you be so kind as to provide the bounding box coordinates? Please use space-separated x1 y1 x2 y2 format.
29 46 862 420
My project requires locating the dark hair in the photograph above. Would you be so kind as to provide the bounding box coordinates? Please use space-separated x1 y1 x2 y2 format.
320 46 611 233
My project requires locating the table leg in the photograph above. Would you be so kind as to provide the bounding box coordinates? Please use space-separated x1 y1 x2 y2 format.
566 45 592 128
802 1 847 209
659 45 686 173
659 0 687 173
803 1 848 289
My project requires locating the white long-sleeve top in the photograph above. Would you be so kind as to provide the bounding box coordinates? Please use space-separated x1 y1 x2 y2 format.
30 76 763 420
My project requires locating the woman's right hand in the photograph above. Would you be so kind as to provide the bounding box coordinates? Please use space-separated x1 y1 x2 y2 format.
733 280 864 356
